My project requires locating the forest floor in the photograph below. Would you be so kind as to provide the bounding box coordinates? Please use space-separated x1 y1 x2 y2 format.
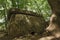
0 32 46 40
0 31 58 40
12 33 41 40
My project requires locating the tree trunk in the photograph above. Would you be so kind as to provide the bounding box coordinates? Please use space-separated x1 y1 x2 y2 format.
45 0 60 40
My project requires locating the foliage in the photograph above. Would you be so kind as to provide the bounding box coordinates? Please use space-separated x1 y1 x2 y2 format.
0 0 51 30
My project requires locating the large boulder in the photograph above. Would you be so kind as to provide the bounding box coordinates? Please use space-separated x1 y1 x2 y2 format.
7 8 47 38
